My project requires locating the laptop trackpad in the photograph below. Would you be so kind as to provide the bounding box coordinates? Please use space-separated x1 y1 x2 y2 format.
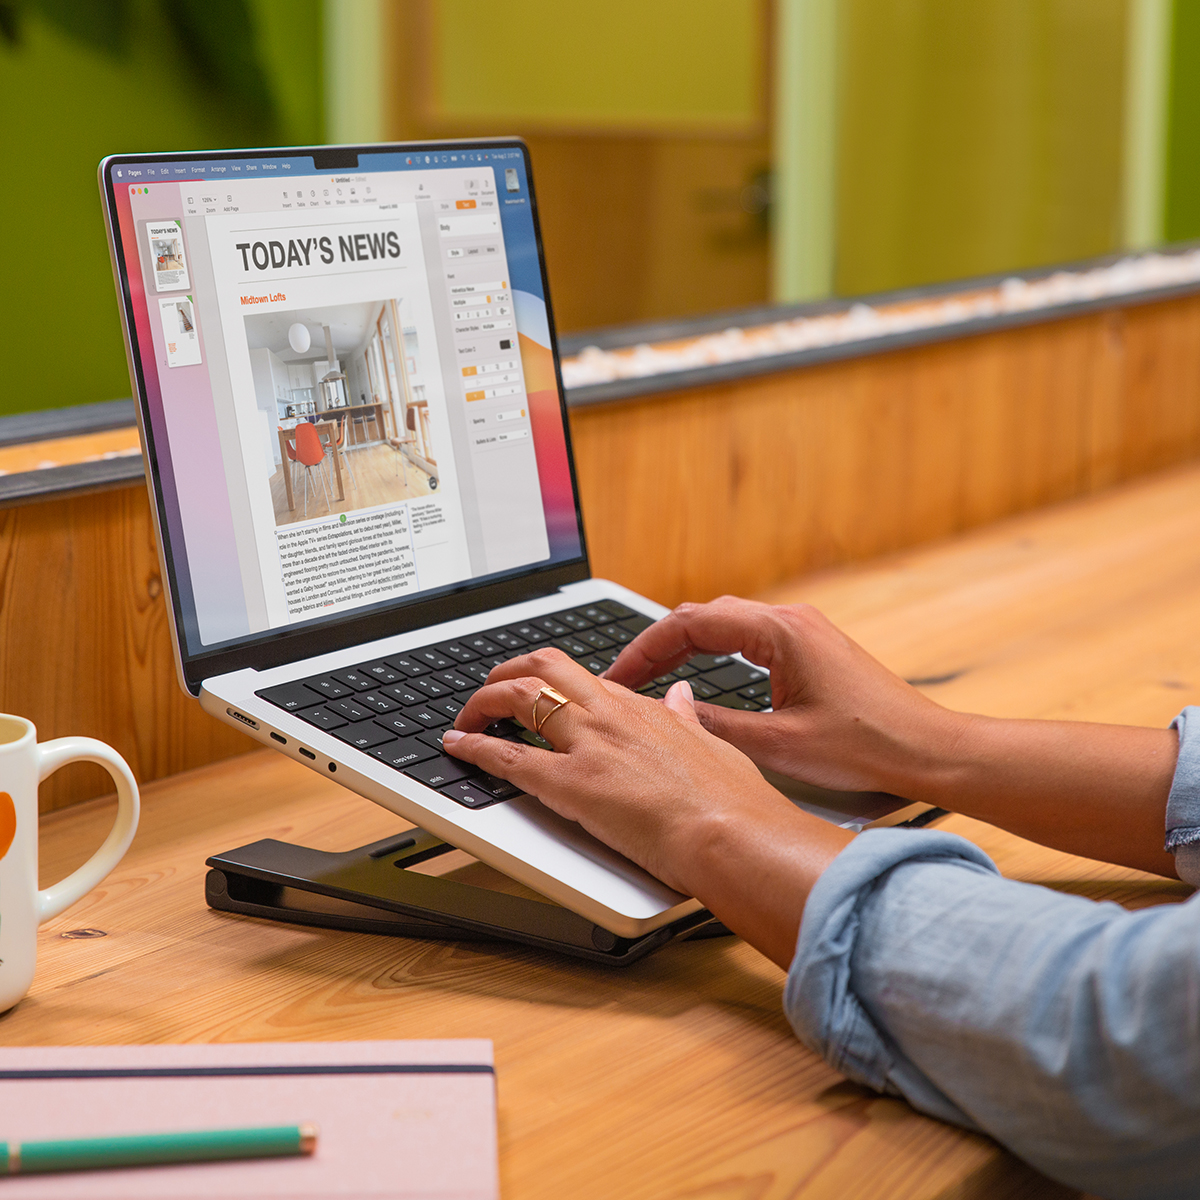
758 767 930 830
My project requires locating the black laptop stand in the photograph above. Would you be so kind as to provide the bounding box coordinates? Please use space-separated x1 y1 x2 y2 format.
205 828 729 967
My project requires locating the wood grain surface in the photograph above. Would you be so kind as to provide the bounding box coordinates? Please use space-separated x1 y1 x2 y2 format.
571 296 1200 607
12 464 1200 1198
0 427 141 475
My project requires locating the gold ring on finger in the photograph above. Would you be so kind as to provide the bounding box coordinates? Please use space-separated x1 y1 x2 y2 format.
532 685 572 737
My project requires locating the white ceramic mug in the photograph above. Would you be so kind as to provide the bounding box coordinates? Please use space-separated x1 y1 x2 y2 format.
0 714 139 1013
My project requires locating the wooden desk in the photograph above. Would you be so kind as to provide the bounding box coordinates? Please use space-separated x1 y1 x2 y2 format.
13 465 1200 1198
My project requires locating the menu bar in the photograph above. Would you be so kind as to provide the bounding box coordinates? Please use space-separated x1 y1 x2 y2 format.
111 147 526 184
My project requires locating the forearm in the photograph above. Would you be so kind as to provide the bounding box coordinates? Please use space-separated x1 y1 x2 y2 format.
683 803 853 969
888 712 1178 876
610 599 1183 876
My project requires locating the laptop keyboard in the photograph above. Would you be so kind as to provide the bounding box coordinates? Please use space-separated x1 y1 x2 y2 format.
256 599 771 812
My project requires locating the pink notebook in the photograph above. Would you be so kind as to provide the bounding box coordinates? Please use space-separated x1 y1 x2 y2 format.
0 1040 498 1199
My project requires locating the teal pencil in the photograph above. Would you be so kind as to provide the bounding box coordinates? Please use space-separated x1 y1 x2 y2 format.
0 1123 318 1175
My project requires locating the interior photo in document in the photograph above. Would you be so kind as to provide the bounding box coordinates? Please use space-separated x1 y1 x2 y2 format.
244 298 438 526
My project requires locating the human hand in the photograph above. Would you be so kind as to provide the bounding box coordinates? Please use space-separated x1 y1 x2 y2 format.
603 597 966 802
443 647 851 965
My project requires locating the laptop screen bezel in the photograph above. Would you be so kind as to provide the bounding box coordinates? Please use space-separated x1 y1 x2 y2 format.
100 139 591 696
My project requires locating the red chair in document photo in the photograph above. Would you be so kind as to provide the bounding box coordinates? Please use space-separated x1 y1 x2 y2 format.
284 421 332 518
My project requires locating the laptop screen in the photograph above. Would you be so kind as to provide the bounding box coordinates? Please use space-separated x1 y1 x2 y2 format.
102 142 586 674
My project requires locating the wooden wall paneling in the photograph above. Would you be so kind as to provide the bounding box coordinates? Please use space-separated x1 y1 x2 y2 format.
1118 294 1200 476
0 485 252 814
6 292 1200 815
568 298 1200 608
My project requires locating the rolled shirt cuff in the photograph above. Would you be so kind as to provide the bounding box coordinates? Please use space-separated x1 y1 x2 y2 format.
1165 706 1200 855
783 826 1001 1129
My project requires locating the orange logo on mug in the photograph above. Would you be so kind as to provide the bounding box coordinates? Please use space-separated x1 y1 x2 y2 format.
0 792 14 860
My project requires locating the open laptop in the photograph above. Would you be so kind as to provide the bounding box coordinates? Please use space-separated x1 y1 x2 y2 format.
99 139 916 939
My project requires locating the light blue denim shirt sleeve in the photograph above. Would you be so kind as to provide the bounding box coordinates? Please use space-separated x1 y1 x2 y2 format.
1166 706 1200 884
783 709 1200 1200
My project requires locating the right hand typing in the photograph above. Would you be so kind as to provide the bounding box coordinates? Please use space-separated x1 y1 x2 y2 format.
603 597 966 800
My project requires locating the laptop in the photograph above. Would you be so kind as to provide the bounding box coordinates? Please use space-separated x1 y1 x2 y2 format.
99 139 915 939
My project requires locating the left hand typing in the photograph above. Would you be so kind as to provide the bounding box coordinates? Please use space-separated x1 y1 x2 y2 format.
443 648 852 966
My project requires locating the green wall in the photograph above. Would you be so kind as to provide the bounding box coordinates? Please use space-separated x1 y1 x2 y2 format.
834 0 1128 296
0 0 322 417
1165 0 1200 241
433 0 761 132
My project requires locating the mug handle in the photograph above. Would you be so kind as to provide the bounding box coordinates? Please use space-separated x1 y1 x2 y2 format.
35 738 140 923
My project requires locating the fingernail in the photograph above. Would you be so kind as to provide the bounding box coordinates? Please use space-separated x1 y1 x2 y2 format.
678 679 693 702
442 729 465 746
